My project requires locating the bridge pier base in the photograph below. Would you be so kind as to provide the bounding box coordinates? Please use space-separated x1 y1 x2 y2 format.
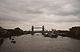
31 33 34 35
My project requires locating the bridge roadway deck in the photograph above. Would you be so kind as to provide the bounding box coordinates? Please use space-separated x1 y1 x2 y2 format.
27 31 51 33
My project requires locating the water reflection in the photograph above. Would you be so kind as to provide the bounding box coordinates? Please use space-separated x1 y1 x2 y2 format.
0 38 3 46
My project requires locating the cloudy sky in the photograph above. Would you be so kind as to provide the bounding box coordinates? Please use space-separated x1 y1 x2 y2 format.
0 0 80 30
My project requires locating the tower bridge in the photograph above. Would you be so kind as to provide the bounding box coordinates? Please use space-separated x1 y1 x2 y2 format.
27 26 49 35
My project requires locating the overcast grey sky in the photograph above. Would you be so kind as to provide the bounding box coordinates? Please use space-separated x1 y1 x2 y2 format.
0 0 80 30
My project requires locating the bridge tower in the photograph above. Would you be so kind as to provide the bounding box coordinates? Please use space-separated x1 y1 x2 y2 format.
31 26 34 35
42 26 45 35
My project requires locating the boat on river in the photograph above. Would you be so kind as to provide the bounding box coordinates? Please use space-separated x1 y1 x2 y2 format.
43 31 58 38
48 31 58 38
44 33 49 37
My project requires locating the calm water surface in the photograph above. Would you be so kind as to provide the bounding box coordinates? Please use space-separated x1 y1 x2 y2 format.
0 34 80 52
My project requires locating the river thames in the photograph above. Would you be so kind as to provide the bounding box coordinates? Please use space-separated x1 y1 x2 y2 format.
0 34 80 52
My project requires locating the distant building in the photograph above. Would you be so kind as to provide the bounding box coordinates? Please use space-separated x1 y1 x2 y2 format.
0 26 8 35
14 27 24 34
69 26 80 37
0 26 24 37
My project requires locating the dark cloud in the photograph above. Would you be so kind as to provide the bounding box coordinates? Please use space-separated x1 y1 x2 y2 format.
0 0 80 16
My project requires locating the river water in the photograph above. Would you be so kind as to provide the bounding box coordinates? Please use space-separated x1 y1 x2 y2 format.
0 34 80 52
